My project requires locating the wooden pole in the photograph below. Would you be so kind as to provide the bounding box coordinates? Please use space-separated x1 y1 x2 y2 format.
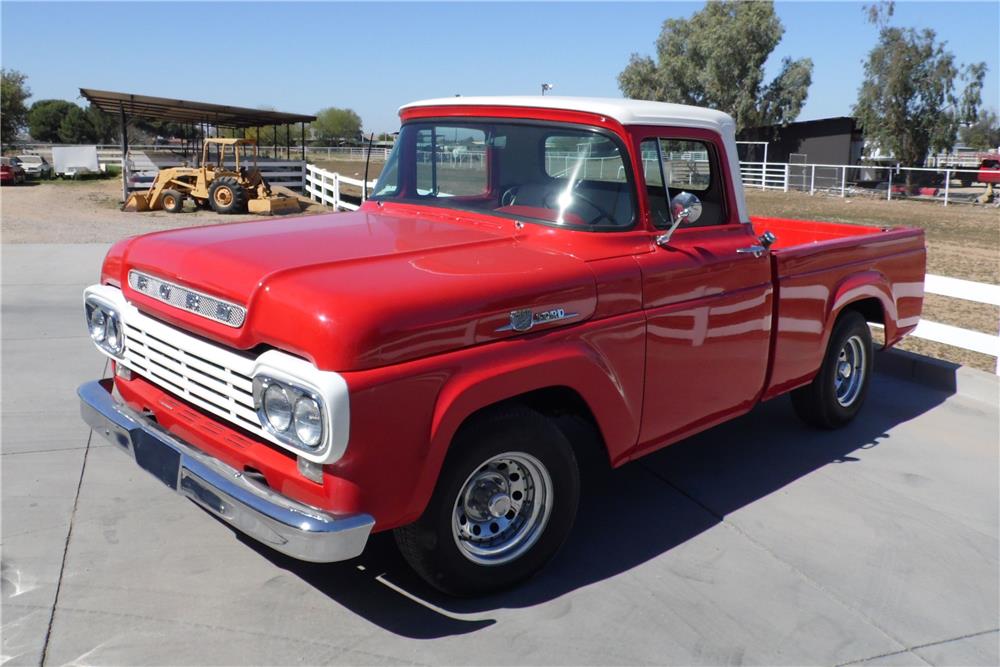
301 122 306 161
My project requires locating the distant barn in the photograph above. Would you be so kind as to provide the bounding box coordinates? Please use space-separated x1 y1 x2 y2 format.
738 117 863 167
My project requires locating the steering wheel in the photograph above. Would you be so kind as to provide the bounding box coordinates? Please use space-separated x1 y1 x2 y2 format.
500 186 519 207
563 188 616 225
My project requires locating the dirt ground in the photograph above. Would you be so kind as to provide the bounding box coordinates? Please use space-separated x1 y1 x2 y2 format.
2 177 996 371
0 178 328 244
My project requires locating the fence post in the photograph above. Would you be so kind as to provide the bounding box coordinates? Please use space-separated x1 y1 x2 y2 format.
810 165 816 195
943 169 950 207
784 163 789 192
841 167 846 198
761 153 767 191
333 173 340 210
887 169 892 201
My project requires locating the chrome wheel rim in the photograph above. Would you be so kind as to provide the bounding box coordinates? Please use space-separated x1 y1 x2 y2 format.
452 452 553 566
835 334 866 407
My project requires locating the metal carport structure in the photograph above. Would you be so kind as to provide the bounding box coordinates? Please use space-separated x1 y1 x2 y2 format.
80 88 316 202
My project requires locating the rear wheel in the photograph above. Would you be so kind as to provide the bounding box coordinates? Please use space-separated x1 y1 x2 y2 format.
394 406 580 596
160 189 185 213
208 177 248 214
791 310 873 429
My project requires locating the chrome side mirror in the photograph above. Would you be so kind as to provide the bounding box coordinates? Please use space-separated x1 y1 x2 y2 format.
656 191 702 247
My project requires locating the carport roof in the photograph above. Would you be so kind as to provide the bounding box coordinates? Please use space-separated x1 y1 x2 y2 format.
79 88 316 128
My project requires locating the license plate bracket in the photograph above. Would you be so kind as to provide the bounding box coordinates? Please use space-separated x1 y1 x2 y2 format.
131 431 181 489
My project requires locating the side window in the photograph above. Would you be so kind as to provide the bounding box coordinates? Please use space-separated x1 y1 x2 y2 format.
640 138 727 228
415 127 487 197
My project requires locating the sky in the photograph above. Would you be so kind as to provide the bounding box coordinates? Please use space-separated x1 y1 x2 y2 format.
2 1 998 133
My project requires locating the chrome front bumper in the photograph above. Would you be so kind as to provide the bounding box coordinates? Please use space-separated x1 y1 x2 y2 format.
78 380 374 563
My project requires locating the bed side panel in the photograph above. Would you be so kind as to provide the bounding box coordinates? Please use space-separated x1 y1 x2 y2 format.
763 229 925 399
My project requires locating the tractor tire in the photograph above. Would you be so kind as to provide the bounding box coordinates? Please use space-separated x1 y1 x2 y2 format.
208 177 248 214
161 189 185 214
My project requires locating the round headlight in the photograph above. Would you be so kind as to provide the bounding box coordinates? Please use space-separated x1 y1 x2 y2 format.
293 397 323 447
89 307 107 342
262 384 292 431
105 315 123 353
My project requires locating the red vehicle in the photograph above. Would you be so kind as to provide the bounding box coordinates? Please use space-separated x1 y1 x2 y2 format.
79 97 926 595
1 157 26 185
958 154 1000 187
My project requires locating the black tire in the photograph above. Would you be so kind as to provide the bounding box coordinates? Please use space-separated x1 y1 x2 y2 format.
394 405 580 596
160 189 185 213
791 310 873 429
208 176 248 214
959 177 974 188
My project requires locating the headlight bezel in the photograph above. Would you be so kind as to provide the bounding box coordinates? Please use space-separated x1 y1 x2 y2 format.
253 375 327 452
85 295 126 358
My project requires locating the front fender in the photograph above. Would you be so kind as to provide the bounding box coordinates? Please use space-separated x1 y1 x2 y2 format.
342 315 645 530
430 338 640 463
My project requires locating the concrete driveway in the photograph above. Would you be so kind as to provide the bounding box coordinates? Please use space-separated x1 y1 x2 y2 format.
2 243 997 666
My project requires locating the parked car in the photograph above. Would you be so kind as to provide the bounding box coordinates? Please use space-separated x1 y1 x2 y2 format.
78 97 926 596
0 157 26 185
16 154 54 179
958 155 1000 187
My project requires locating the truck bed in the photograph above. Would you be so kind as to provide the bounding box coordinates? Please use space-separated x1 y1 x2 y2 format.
749 216 927 399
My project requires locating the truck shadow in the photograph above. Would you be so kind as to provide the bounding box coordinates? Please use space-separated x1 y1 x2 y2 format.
244 361 956 638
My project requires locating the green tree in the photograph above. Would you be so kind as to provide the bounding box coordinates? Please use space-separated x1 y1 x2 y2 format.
86 105 118 143
853 5 986 174
27 99 76 142
1 69 31 143
311 107 362 144
960 109 1000 150
58 105 98 143
617 1 813 130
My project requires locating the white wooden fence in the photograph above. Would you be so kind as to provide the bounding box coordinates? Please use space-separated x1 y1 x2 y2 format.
304 163 376 211
739 161 989 206
125 158 306 193
911 275 1000 375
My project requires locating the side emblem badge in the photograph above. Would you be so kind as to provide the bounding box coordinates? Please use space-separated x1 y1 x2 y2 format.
498 307 577 333
509 309 534 332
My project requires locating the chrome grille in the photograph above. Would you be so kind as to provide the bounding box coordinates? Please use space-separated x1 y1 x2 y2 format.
128 270 247 328
122 322 264 435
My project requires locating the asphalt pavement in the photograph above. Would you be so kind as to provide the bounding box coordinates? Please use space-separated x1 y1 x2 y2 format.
2 243 997 666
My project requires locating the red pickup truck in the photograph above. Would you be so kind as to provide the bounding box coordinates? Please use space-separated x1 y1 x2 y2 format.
79 97 925 595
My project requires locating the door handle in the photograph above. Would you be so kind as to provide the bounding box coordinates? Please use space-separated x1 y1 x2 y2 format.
737 245 767 258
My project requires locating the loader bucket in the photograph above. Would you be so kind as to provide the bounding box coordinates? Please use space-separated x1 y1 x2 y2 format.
248 196 300 215
124 192 152 212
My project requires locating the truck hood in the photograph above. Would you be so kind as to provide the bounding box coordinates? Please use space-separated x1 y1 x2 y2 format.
111 208 597 370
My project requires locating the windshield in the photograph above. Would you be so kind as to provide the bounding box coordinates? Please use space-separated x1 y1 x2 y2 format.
371 121 636 230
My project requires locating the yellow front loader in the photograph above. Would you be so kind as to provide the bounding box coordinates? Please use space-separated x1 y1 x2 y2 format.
124 138 300 215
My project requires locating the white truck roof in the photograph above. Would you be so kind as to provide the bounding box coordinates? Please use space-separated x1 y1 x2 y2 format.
401 96 749 224
400 96 736 133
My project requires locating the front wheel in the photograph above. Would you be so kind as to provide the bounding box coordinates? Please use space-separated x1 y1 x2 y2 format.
791 310 873 429
160 189 185 213
394 406 580 596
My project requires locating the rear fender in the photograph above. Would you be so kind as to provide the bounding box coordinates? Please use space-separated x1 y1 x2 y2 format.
828 270 897 347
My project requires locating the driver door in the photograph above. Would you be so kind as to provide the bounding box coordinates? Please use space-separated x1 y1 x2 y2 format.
631 130 773 457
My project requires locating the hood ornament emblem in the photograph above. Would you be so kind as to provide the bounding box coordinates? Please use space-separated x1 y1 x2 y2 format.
497 307 578 333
